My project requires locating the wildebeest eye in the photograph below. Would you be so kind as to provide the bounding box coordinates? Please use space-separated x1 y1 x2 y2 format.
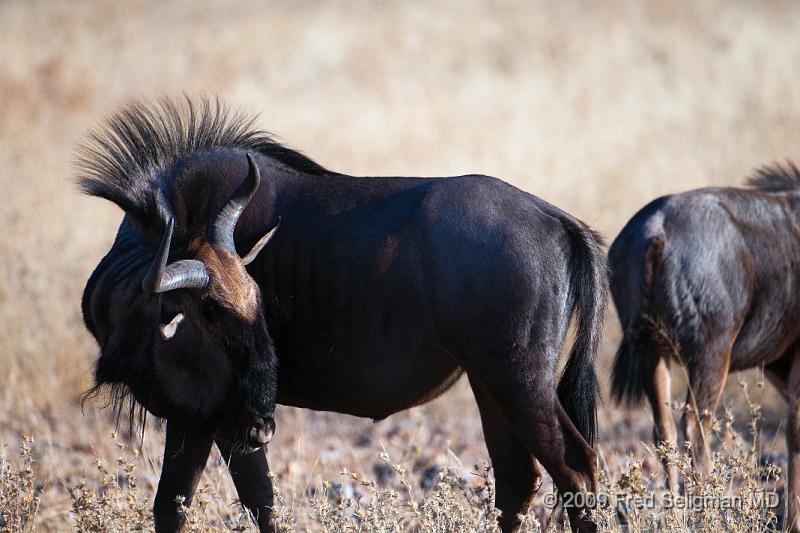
159 312 184 340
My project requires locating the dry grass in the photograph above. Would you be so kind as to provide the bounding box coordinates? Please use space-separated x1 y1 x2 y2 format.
1 0 799 530
3 393 785 531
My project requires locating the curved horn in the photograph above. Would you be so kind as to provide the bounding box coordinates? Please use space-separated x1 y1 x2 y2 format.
241 218 281 266
142 217 175 292
142 217 210 293
210 153 261 253
155 259 210 293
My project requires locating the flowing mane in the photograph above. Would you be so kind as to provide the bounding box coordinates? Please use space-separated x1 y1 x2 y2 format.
746 161 800 192
76 96 327 223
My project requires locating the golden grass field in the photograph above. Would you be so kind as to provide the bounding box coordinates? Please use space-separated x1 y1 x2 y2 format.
2 1 800 530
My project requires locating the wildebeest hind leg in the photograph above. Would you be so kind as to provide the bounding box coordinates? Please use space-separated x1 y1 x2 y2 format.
470 378 542 532
680 342 731 476
466 365 598 532
644 355 680 491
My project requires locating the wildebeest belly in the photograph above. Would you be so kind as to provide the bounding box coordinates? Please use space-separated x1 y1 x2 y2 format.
274 342 464 420
730 291 800 370
728 246 800 369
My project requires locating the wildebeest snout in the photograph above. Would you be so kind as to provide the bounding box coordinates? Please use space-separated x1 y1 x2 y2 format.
247 416 275 448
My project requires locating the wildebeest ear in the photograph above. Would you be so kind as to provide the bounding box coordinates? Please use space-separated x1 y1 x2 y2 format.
159 312 185 340
241 218 281 266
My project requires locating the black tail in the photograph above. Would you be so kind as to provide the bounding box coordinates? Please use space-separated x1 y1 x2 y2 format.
610 320 660 406
610 237 664 406
556 216 608 446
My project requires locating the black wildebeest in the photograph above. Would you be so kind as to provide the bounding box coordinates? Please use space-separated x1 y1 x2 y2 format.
610 163 800 530
79 98 607 532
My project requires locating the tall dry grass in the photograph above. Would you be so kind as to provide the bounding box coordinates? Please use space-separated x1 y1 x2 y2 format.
1 1 799 530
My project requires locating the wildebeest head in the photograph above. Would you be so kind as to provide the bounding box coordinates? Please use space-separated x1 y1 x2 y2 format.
148 155 278 449
84 151 279 452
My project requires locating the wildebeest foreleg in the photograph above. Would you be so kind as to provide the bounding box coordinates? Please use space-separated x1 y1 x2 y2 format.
644 356 680 491
154 420 214 532
215 438 275 532
785 353 800 533
470 378 542 532
763 349 799 403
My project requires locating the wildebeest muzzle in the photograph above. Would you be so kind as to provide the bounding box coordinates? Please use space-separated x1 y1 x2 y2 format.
246 416 276 448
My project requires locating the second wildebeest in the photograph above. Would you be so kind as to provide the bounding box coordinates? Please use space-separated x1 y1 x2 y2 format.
610 163 800 530
79 98 607 532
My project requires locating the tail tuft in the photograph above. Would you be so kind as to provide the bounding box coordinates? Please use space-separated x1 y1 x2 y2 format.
610 323 659 406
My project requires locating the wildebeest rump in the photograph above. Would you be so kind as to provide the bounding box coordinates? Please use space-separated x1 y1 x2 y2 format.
609 164 800 531
79 98 607 532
